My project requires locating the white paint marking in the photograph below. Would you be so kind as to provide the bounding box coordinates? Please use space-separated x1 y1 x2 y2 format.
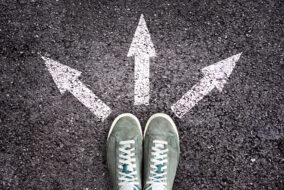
128 14 156 105
42 57 111 121
171 53 242 118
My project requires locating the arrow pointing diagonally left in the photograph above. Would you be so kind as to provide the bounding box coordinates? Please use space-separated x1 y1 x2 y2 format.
128 14 156 105
171 53 242 118
42 57 111 121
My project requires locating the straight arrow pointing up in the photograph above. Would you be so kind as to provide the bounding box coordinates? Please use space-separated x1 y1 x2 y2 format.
42 57 112 121
128 14 156 105
171 53 242 118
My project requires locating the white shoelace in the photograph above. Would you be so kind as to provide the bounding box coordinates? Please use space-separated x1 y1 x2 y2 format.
146 140 168 190
118 140 139 190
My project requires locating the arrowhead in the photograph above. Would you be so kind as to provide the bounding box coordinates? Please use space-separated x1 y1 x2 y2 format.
127 14 156 57
201 53 242 92
42 56 81 94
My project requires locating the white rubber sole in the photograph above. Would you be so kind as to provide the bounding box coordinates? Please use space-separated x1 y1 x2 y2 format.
107 113 142 140
144 113 179 142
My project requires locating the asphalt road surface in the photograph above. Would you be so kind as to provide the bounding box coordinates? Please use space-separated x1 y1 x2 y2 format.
1 0 283 189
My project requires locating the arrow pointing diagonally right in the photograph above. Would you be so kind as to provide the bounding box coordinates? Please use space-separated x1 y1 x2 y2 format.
42 57 111 121
171 53 242 118
128 14 156 105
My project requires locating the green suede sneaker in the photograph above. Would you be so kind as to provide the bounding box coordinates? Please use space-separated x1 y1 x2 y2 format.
143 113 180 190
107 113 143 190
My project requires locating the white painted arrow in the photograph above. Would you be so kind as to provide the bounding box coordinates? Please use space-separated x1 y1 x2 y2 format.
171 53 242 118
128 14 156 105
42 57 111 121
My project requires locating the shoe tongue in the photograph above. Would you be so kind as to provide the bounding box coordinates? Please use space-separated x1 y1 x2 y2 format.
120 184 137 190
155 164 163 174
122 164 131 174
154 158 164 180
150 184 165 190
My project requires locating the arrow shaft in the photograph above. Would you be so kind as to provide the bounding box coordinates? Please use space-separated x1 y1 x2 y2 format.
69 79 111 121
134 55 150 105
171 53 242 118
171 76 215 118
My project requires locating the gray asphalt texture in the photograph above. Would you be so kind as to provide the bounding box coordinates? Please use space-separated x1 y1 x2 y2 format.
1 0 284 189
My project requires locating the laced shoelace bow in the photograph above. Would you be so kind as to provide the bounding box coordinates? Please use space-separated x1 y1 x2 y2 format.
146 140 168 190
118 140 139 190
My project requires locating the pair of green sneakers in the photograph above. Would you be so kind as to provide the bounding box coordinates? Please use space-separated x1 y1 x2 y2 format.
107 113 180 190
